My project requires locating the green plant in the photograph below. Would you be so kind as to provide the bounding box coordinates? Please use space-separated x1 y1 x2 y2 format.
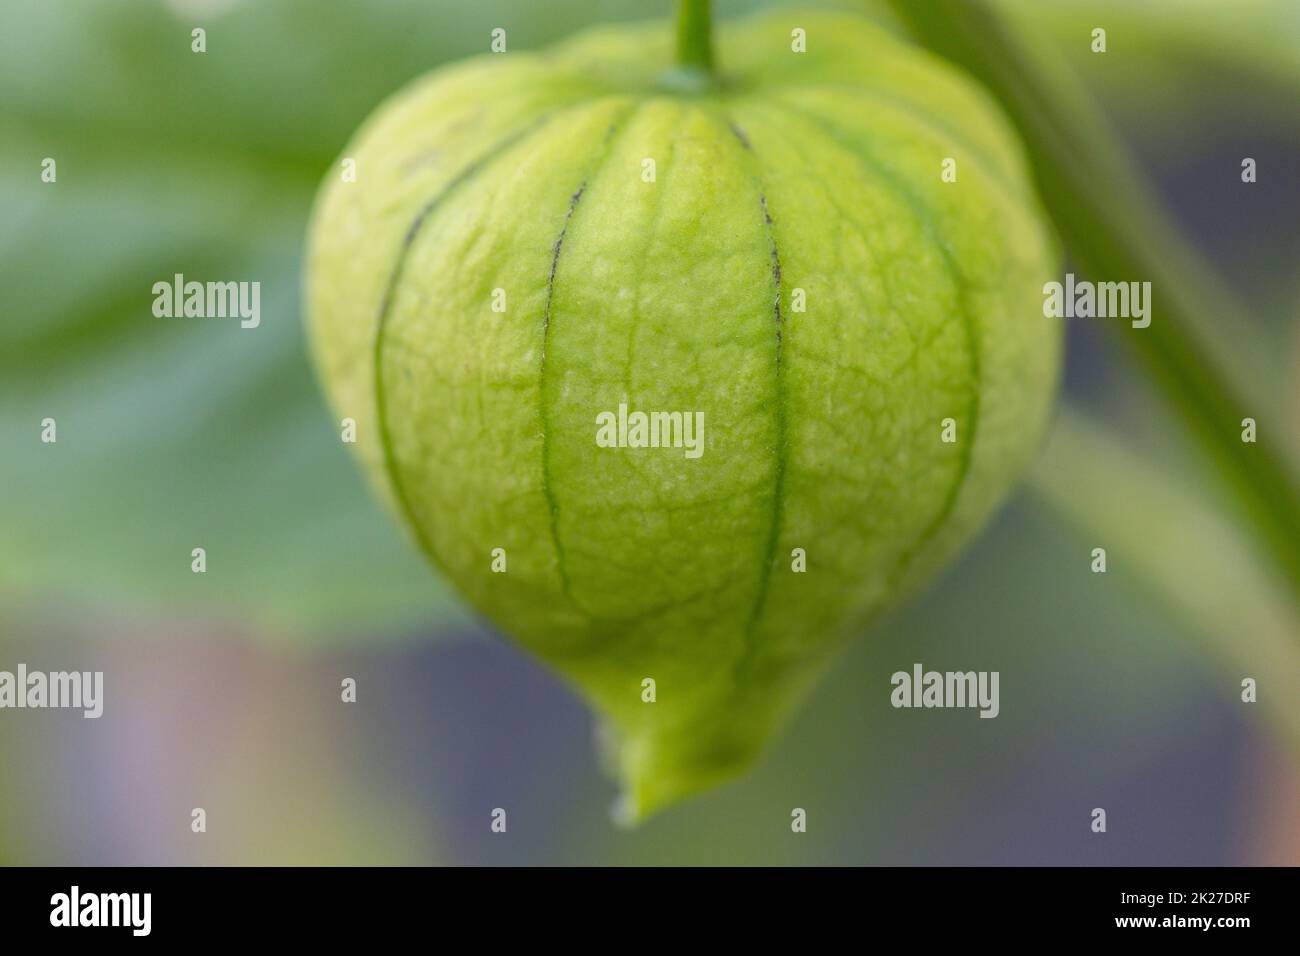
305 1 1060 819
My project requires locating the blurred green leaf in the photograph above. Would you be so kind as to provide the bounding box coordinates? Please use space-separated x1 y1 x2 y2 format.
993 0 1300 127
1031 407 1300 753
0 128 461 637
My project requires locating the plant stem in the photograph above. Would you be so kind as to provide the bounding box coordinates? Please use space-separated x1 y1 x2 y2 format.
884 0 1300 602
676 0 715 73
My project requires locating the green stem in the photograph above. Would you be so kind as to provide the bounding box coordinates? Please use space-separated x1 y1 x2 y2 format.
676 0 715 73
884 0 1300 602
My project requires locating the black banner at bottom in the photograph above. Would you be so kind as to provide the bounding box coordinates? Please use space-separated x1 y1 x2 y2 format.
0 866 1288 941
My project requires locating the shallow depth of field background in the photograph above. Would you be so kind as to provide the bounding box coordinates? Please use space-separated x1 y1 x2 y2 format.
2 0 1298 864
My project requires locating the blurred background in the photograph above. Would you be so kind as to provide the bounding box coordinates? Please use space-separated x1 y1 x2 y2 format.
1 0 1297 864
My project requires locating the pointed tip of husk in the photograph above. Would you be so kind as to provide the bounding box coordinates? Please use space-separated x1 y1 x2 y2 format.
599 717 769 826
